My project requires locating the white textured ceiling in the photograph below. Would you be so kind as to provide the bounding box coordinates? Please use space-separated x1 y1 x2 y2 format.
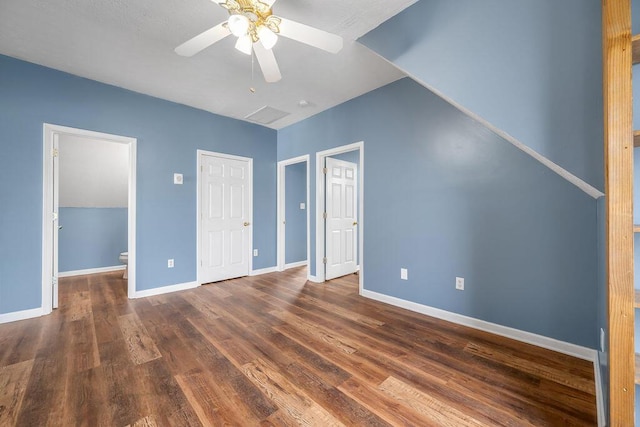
0 0 415 129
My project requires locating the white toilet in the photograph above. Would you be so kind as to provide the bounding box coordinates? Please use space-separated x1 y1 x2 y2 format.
119 251 128 279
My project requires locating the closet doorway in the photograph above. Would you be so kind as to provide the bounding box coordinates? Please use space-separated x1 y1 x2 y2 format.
277 155 310 275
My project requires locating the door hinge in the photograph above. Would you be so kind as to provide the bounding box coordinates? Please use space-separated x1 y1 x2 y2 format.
52 148 59 158
323 257 327 264
201 165 203 172
322 167 327 174
323 212 327 219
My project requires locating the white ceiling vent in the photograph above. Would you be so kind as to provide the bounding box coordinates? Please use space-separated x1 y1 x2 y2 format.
245 106 291 125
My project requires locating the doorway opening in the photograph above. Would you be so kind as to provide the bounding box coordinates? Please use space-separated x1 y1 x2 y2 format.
315 142 364 293
42 124 137 313
277 155 310 276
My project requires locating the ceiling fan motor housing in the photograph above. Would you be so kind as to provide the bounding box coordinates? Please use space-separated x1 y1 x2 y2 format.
222 0 281 42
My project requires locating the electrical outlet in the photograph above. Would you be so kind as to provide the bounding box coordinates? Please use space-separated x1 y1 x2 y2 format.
400 268 408 280
253 249 258 257
168 259 174 268
455 276 464 290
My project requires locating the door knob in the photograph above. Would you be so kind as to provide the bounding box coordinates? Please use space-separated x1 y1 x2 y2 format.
353 221 358 226
244 222 251 226
58 226 63 230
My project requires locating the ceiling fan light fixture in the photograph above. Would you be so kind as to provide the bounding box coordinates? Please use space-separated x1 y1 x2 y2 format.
228 14 250 37
235 34 253 55
257 25 278 50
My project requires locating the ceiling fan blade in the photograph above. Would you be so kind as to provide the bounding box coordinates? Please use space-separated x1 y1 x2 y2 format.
277 18 343 54
175 22 231 57
253 41 282 83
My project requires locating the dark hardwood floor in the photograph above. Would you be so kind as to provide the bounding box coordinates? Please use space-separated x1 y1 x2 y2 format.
0 267 597 426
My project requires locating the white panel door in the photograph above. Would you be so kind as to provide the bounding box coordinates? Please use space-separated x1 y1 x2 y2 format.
201 154 251 283
325 157 357 280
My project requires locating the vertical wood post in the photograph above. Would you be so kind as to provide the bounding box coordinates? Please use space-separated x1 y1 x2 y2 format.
603 0 634 424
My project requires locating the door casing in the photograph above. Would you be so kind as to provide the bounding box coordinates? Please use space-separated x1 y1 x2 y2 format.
42 124 137 312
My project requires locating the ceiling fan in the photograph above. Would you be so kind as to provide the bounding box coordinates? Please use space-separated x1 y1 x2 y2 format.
175 0 344 83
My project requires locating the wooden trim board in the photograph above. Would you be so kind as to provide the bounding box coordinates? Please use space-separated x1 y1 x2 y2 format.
603 0 635 424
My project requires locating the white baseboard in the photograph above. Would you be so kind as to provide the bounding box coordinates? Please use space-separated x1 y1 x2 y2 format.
308 275 322 283
59 265 126 278
0 307 45 324
360 289 596 361
250 266 278 276
284 261 308 270
594 352 606 427
363 289 603 424
134 281 198 298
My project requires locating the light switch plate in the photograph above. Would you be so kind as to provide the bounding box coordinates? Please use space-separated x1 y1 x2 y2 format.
400 268 408 280
300 202 305 210
174 173 183 185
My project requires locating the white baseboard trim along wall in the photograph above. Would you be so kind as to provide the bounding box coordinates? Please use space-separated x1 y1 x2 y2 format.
360 288 604 426
593 352 606 427
134 281 199 298
0 307 45 324
250 266 278 276
284 261 307 270
361 289 595 360
59 265 126 278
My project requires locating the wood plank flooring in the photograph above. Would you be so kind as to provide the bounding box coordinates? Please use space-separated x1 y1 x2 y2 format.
0 268 597 426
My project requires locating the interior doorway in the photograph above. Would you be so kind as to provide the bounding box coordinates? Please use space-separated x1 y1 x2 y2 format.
277 155 310 274
315 142 364 291
42 124 137 313
324 156 358 280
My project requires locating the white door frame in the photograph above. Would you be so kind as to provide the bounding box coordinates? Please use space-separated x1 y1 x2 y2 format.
277 155 310 274
196 149 253 285
42 124 137 313
315 142 364 293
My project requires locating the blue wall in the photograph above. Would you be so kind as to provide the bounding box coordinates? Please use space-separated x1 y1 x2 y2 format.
359 0 603 191
278 78 598 348
59 208 128 272
330 151 360 167
284 162 307 264
0 54 277 314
